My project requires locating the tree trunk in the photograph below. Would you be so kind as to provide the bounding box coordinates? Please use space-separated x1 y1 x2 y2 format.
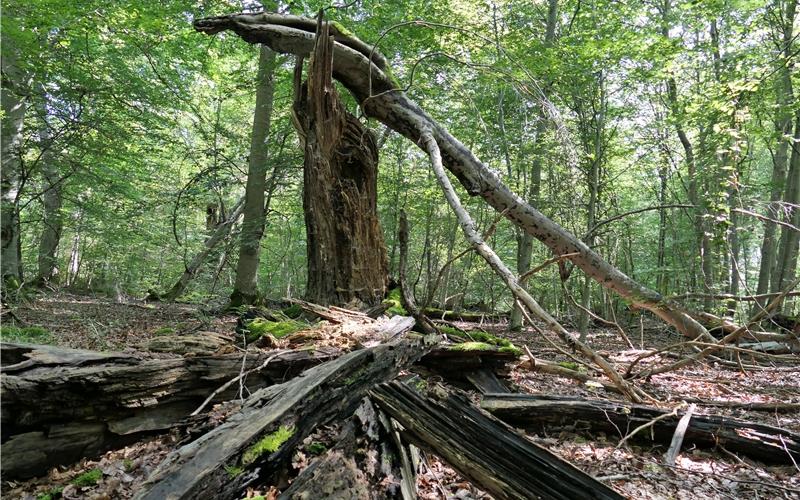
230 45 277 307
34 90 65 287
773 112 800 295
758 0 797 303
510 0 557 331
293 22 388 306
481 394 800 465
1 33 30 293
194 11 715 341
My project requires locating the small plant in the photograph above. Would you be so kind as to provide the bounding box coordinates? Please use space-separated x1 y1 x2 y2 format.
282 304 303 318
0 325 53 344
36 486 63 500
306 441 327 455
153 326 176 336
123 458 134 472
224 464 244 478
241 425 295 465
71 468 102 487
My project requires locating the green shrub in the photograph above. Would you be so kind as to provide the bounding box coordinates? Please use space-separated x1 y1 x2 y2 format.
0 325 53 344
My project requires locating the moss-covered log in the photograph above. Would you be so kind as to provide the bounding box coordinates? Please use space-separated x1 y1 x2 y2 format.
134 317 430 500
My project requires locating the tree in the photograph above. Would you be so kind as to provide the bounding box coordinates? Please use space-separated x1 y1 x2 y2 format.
292 20 389 306
229 45 278 307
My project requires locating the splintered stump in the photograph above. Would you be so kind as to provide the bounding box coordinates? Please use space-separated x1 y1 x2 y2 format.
293 19 388 306
134 319 429 500
370 381 624 500
0 342 337 479
481 394 800 464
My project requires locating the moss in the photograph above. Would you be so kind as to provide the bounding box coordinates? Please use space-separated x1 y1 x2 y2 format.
382 288 407 316
558 361 579 371
153 326 176 336
71 468 102 487
37 486 63 500
224 464 244 478
330 20 355 38
307 441 327 455
443 328 521 357
282 304 303 319
498 345 523 356
0 325 53 344
448 341 495 351
245 317 306 343
437 325 466 337
242 425 295 465
123 459 134 472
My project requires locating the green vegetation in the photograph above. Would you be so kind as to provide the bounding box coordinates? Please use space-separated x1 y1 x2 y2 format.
444 327 522 356
244 317 307 343
282 304 303 319
153 326 176 336
382 288 407 316
241 425 295 465
36 486 63 500
71 468 102 487
448 341 495 351
0 325 53 344
224 464 244 478
306 441 327 455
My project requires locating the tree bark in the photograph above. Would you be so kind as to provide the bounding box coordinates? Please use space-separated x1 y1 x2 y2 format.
230 45 277 307
33 89 65 286
1 32 30 293
194 11 715 342
293 21 388 306
773 112 800 296
481 394 800 465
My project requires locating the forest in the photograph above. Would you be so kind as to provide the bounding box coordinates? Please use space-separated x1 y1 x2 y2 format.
1 0 799 498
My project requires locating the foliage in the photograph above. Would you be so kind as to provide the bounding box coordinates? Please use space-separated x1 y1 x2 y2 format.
70 468 102 487
241 425 295 465
0 325 53 344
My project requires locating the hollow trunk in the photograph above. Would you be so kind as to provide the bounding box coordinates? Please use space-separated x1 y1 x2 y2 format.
293 22 388 306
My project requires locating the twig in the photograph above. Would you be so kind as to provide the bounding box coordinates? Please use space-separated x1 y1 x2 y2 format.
191 350 287 416
616 407 680 449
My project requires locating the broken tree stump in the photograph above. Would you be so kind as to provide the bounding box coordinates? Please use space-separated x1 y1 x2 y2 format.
0 342 337 479
481 394 800 464
370 381 624 500
134 317 430 500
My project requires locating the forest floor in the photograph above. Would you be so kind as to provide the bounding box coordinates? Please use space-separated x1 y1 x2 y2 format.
3 292 800 500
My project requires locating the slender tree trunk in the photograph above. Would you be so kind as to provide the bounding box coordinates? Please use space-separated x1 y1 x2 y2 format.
160 197 245 301
773 112 800 296
510 0 557 330
230 45 277 307
1 36 29 293
34 91 65 287
294 23 388 306
757 0 796 304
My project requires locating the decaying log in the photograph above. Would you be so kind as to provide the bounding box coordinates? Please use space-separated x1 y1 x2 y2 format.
370 381 624 500
279 398 418 499
134 318 431 500
0 342 337 479
518 356 620 394
481 394 800 464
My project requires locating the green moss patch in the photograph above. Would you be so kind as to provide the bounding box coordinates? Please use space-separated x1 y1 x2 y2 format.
245 317 307 343
282 304 303 319
153 326 176 336
242 425 295 465
443 328 522 356
382 288 407 316
0 325 53 344
306 441 327 455
224 464 244 478
71 468 102 487
448 341 495 351
36 486 63 500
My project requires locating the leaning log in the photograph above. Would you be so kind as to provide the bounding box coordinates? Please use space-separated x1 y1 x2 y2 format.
481 394 800 464
370 381 624 500
0 342 337 479
134 318 431 500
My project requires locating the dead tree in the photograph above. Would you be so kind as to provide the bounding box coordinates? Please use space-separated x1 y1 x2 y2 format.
193 12 714 344
291 19 388 306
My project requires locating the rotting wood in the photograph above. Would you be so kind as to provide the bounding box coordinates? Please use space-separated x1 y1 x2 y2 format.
278 398 417 499
134 318 432 500
481 394 800 464
0 342 337 479
371 381 624 500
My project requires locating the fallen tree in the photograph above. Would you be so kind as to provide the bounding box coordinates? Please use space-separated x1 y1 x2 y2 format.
481 394 800 465
193 12 715 343
371 381 624 500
